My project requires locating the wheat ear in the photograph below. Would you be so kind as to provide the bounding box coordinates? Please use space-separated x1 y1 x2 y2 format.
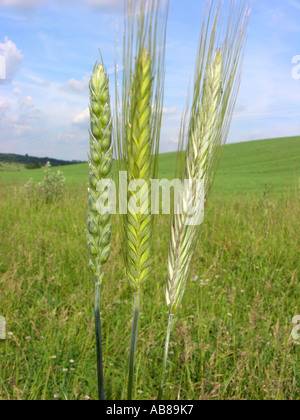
167 51 223 315
126 47 153 288
127 47 154 401
159 52 223 399
86 62 112 401
159 0 250 399
115 0 168 400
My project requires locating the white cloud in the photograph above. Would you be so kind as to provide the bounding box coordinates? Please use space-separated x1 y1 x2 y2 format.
0 0 123 12
82 0 123 11
13 123 32 136
163 107 178 115
61 75 90 93
19 95 35 108
57 131 75 141
13 86 22 95
0 37 23 83
164 135 178 144
72 107 89 125
0 110 33 137
0 0 45 11
0 98 10 110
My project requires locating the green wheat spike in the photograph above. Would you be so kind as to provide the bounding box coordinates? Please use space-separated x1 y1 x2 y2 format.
87 61 112 401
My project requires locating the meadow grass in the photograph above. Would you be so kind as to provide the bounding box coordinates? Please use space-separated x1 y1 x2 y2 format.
0 175 299 399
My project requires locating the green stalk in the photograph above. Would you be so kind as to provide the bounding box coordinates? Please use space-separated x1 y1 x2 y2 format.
128 290 141 400
94 280 104 400
158 313 174 400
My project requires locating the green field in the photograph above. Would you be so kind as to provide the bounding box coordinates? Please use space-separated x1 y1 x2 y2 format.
0 137 299 400
1 136 299 194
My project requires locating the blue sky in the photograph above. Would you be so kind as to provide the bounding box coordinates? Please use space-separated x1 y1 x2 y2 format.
0 0 299 160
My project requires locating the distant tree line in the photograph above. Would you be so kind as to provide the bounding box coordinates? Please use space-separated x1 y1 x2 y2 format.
25 161 42 170
0 153 86 168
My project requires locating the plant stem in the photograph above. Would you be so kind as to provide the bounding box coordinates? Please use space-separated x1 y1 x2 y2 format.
159 313 174 400
95 280 105 400
127 290 141 400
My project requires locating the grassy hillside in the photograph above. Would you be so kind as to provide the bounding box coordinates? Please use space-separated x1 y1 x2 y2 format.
0 136 299 195
214 136 300 194
158 136 300 194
